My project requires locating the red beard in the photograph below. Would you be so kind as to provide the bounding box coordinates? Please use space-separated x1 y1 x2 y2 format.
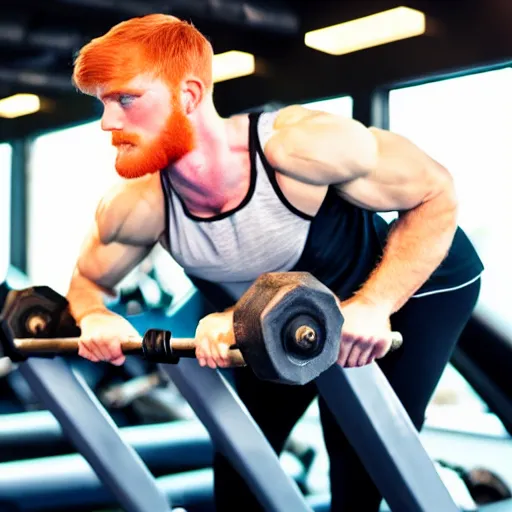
112 105 195 179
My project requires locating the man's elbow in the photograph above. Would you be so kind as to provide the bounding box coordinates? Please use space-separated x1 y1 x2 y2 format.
427 164 459 224
438 165 458 207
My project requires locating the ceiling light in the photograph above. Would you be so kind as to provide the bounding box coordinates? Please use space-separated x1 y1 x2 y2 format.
213 51 255 83
0 93 41 119
304 6 426 56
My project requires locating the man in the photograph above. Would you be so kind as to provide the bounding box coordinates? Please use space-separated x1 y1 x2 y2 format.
67 13 484 511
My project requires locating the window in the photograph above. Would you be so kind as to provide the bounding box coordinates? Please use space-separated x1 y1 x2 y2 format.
27 121 121 294
27 120 193 307
389 66 512 436
389 67 512 337
0 143 12 281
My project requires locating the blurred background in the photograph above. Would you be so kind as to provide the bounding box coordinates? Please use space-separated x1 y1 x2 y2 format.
0 1 511 511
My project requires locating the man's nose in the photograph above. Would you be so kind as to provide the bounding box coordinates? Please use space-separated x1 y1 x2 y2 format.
101 104 124 131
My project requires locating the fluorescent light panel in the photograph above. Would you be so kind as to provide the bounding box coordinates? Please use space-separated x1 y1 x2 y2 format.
0 93 41 118
305 6 426 56
213 51 255 83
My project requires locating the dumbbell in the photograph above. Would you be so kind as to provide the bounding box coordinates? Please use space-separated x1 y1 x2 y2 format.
0 272 402 385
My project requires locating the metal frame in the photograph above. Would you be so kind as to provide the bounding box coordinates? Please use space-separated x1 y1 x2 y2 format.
18 358 171 512
161 358 460 512
160 360 313 512
155 290 313 511
159 290 460 512
9 140 28 273
316 364 460 512
11 286 460 512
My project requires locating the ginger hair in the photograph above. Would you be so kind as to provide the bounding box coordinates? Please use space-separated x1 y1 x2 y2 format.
72 14 213 95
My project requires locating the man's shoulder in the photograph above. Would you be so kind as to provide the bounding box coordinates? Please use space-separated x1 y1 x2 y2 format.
100 173 161 204
95 173 164 244
271 104 316 128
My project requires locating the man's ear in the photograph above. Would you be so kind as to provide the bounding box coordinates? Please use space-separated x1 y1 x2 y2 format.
181 78 204 114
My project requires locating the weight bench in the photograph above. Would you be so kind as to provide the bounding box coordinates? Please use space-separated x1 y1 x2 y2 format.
5 284 460 512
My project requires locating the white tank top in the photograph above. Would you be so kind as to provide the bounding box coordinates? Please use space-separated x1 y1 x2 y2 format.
158 111 312 301
158 111 484 304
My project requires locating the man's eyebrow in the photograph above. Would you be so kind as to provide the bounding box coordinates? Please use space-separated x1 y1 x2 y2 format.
99 88 143 101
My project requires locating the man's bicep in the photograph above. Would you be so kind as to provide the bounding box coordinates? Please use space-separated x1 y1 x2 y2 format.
336 129 455 212
77 222 154 291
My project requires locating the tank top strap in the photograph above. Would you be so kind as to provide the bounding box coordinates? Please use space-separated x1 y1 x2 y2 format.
256 110 280 149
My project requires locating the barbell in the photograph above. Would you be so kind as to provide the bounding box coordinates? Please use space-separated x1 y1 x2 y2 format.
0 272 402 385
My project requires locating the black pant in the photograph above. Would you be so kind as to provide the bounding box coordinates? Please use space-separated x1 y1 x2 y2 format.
213 279 481 511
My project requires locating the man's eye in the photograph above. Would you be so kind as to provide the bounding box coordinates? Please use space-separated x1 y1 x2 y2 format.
119 95 135 107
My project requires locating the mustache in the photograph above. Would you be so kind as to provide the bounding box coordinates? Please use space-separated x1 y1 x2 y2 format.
112 132 140 146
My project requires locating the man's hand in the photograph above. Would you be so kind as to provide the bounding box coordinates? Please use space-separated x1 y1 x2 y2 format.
337 298 394 368
195 311 235 369
78 311 141 366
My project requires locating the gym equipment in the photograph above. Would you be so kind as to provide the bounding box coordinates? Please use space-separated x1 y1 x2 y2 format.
0 463 215 511
0 273 326 511
232 272 344 384
0 276 316 512
0 413 212 467
465 468 512 505
0 272 359 385
155 274 459 512
3 458 512 512
99 371 163 409
0 430 307 511
0 274 176 511
438 460 512 506
0 270 458 512
309 494 512 512
0 410 309 492
9 356 172 512
0 461 326 512
314 363 461 511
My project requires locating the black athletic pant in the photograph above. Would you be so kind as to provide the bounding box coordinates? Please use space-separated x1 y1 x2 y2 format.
213 278 481 511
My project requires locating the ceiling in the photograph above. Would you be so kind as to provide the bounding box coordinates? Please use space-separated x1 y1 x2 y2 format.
0 0 510 141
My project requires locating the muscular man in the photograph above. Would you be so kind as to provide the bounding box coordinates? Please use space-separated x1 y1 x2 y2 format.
67 13 484 511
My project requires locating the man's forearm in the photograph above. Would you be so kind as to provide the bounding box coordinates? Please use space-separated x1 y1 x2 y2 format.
355 192 458 314
66 268 115 324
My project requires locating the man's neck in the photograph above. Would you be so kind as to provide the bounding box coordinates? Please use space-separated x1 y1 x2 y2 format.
166 108 251 217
